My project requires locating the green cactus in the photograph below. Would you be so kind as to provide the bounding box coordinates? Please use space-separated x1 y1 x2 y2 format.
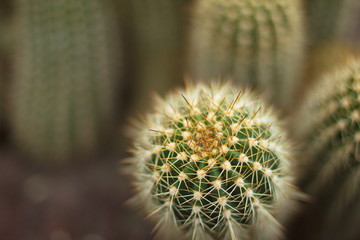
294 59 360 240
129 82 300 240
189 0 304 108
12 0 120 162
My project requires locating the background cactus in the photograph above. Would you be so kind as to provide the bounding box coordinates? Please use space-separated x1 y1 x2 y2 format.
292 58 360 240
12 0 121 162
188 0 304 109
129 82 300 240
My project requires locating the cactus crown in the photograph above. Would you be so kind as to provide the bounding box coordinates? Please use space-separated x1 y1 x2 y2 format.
130 82 296 240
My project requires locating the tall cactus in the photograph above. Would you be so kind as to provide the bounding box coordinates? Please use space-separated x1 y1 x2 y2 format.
293 58 360 240
12 0 120 162
189 0 304 108
129 82 300 240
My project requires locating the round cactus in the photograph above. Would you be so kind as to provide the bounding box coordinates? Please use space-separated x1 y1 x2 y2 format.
129 82 299 240
188 0 304 108
294 58 360 240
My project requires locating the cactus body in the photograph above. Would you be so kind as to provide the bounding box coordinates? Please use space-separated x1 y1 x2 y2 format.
130 82 299 240
12 0 119 161
294 59 360 240
189 0 304 108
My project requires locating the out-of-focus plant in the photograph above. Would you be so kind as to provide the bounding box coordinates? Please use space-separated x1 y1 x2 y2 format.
11 0 121 163
294 58 360 240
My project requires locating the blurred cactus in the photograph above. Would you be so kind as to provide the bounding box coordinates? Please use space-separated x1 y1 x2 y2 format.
304 0 360 46
12 0 120 162
294 59 360 240
122 0 192 113
297 42 360 105
189 0 304 108
129 82 300 240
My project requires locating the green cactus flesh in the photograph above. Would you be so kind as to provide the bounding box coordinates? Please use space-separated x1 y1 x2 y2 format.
13 0 118 161
297 59 360 191
131 83 298 240
189 0 303 107
295 59 360 239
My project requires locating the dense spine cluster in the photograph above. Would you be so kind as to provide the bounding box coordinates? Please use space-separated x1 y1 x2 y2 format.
189 0 304 107
130 82 298 240
294 59 360 240
12 0 119 161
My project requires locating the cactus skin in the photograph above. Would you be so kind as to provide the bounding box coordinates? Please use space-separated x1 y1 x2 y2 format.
12 0 119 162
189 0 304 108
129 82 299 240
294 59 360 240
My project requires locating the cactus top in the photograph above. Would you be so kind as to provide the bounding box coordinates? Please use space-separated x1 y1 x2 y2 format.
130 82 297 240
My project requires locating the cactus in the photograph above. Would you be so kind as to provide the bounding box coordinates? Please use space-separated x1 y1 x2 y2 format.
12 0 120 162
129 82 300 240
294 59 360 240
189 0 304 108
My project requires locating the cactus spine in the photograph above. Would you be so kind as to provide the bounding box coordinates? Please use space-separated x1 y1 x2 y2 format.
12 0 119 161
189 0 304 108
130 82 299 240
294 59 360 240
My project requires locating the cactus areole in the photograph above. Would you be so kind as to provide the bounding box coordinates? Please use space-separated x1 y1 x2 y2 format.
130 82 295 240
